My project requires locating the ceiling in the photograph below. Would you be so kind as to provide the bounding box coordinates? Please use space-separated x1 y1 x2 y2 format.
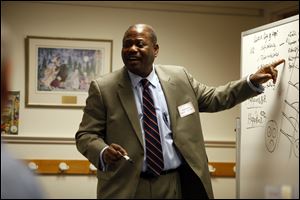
26 1 299 17
33 1 298 10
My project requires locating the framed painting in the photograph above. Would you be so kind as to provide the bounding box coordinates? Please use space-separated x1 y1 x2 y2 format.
1 91 20 135
25 36 112 108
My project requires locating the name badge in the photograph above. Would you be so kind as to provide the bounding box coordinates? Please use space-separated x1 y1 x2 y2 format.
178 102 195 118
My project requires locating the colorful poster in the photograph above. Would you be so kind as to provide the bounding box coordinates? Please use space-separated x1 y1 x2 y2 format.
1 91 20 135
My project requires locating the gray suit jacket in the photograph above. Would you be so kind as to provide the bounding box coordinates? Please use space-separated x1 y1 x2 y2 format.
75 65 258 199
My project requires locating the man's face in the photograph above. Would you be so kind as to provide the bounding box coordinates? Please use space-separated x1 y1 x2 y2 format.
121 26 159 77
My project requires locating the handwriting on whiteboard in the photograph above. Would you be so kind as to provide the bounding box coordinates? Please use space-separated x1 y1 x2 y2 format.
245 27 299 158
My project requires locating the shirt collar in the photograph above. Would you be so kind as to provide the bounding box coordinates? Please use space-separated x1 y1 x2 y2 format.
127 65 159 88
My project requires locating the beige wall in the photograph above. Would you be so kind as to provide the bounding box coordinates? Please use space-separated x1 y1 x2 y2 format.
2 1 265 140
2 1 274 198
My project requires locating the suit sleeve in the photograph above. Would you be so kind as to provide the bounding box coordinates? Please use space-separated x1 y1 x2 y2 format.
75 80 108 169
183 68 260 112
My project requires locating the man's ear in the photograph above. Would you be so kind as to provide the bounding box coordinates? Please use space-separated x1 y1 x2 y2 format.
154 44 159 57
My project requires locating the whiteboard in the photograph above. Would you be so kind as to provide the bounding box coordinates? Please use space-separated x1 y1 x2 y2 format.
237 15 299 199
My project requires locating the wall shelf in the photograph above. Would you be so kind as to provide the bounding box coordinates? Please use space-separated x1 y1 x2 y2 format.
23 159 235 177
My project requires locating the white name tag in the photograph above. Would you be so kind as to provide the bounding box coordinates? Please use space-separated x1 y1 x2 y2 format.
178 102 195 118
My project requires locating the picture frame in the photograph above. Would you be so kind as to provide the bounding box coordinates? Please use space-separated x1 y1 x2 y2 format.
1 91 20 135
25 36 112 108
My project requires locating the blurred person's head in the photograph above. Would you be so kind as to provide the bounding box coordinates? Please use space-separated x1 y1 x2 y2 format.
1 20 10 111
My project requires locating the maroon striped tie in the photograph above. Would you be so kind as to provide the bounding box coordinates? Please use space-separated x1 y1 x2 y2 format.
141 79 164 176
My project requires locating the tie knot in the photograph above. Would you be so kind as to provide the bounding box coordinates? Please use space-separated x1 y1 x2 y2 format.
141 79 150 88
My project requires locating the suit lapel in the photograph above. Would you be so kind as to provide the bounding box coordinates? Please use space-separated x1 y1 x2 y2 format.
155 66 178 136
117 68 144 148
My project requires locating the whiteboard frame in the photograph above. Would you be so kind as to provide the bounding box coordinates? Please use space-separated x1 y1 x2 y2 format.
237 14 299 199
241 15 299 37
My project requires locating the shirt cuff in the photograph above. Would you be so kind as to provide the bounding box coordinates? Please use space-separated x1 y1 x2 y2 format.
99 146 109 171
247 74 264 93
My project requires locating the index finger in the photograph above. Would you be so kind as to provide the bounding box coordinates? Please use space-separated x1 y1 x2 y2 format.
272 59 285 68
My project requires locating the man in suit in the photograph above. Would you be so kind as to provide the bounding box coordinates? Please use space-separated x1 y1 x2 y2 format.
75 24 284 199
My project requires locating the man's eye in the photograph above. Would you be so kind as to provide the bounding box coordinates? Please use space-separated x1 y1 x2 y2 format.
137 42 145 48
123 43 131 48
